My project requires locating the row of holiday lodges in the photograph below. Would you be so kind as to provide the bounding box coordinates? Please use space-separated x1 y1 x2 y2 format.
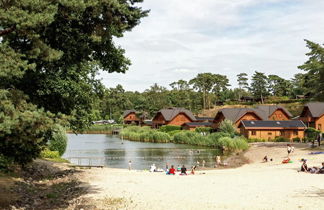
123 102 324 141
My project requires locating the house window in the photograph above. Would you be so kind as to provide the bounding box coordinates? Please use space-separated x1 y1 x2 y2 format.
294 131 298 135
268 132 272 135
280 131 285 136
252 131 256 135
318 124 322 130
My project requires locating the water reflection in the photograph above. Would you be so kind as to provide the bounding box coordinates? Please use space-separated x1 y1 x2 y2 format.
64 134 222 170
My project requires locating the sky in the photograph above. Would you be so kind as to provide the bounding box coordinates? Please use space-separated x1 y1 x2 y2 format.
99 0 324 91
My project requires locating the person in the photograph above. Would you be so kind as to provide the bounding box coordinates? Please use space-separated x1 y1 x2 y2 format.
263 156 268 162
317 134 321 147
318 162 324 174
180 165 187 175
128 160 132 170
166 163 169 171
150 163 156 172
167 165 176 175
196 160 200 167
216 156 221 166
202 160 206 167
177 165 181 171
300 159 308 172
287 144 292 157
190 165 196 175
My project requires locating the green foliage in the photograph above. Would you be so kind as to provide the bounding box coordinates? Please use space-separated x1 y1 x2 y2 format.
274 136 290 142
0 90 54 166
219 119 236 136
41 149 60 159
0 154 13 171
172 131 248 151
87 124 123 132
48 125 67 156
292 137 301 142
0 0 148 131
195 127 212 134
298 40 324 100
250 71 269 103
159 125 181 133
305 127 321 141
246 138 266 143
121 126 171 143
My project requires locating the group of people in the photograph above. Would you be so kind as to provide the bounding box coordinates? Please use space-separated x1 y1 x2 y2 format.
300 159 324 174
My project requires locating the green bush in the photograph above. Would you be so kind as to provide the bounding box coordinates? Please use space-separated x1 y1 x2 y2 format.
274 136 290 142
305 127 321 140
167 130 182 136
159 125 181 133
40 148 60 159
48 125 67 156
120 126 171 143
0 90 54 166
195 127 212 134
292 137 301 142
0 154 13 171
246 138 266 143
219 119 236 135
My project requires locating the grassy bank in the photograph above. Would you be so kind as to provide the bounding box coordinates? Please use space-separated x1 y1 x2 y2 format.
68 124 124 134
120 126 249 152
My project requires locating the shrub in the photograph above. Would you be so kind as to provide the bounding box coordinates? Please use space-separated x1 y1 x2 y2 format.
167 130 182 136
274 136 290 142
219 119 236 135
0 154 13 171
40 148 60 159
195 127 212 134
159 125 181 133
48 125 67 156
246 138 266 143
292 137 301 142
305 127 321 140
0 90 54 167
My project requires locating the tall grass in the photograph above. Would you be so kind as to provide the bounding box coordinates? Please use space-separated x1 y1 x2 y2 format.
120 126 171 143
121 126 249 152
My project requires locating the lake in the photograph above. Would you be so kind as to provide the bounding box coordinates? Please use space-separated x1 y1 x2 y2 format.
63 134 222 170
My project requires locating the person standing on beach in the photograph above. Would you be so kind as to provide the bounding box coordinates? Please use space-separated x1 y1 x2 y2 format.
202 160 205 167
287 144 292 157
128 160 132 170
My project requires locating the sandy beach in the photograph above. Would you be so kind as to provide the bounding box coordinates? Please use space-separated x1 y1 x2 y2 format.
76 143 324 210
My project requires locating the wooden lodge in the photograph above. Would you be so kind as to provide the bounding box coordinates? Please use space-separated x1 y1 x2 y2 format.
123 110 140 125
299 102 324 132
152 107 196 128
212 105 292 130
239 120 306 141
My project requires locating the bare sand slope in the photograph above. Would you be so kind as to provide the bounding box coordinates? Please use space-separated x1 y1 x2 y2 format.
79 143 324 210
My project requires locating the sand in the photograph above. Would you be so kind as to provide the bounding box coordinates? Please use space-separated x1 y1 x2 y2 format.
77 143 324 210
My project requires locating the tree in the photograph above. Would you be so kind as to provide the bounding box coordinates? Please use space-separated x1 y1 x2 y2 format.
237 73 249 90
0 0 148 130
211 74 230 103
250 71 269 103
267 75 292 97
298 40 324 100
0 0 147 165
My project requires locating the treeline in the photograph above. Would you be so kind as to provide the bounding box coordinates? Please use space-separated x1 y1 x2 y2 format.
95 40 324 122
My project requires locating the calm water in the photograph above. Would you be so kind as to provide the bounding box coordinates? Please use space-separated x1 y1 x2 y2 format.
63 134 222 170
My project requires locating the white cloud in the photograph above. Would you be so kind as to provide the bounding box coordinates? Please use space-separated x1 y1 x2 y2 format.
100 0 324 91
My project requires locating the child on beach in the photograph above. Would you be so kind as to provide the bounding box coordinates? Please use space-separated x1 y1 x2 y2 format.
167 165 176 175
128 160 132 170
287 144 292 157
180 165 187 175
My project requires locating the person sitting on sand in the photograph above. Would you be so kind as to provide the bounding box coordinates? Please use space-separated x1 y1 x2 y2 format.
263 156 268 162
180 165 187 175
167 165 176 175
150 163 156 172
318 162 324 174
300 159 308 172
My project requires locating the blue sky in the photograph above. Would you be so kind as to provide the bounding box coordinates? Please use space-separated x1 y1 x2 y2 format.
99 0 324 91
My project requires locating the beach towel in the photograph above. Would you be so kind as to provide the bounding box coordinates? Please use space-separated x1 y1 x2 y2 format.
308 152 324 155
